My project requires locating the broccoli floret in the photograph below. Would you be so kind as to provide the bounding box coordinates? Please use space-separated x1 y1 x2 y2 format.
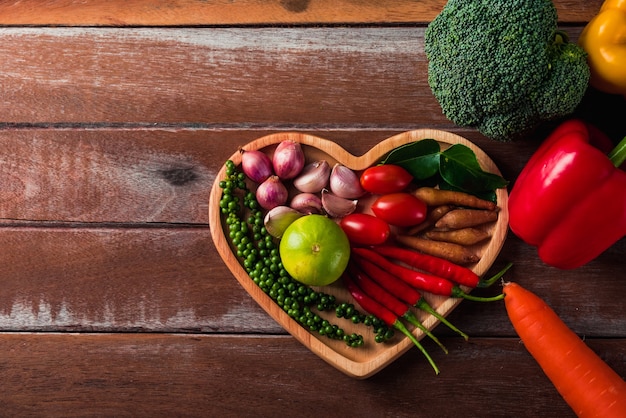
424 0 590 141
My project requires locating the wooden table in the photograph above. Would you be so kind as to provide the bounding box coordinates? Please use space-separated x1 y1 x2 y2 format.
1 1 624 416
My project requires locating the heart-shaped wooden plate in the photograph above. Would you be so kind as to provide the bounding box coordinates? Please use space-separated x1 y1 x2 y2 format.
209 129 508 379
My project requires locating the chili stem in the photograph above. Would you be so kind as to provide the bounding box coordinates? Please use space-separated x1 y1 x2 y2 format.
455 291 504 302
415 298 469 341
402 311 449 354
393 319 440 375
477 262 513 288
608 136 626 168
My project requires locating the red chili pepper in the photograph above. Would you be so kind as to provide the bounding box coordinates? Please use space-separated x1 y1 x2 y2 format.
351 248 504 302
342 272 440 375
508 119 626 269
348 262 448 353
353 255 468 340
371 245 480 287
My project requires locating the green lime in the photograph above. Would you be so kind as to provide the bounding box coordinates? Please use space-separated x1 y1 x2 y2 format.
279 214 350 286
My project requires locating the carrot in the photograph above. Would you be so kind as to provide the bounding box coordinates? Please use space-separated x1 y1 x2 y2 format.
396 234 480 265
425 227 491 246
503 282 626 418
435 208 498 230
412 187 496 210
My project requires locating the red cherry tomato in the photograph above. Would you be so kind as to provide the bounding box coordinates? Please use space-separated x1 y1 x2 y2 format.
360 164 413 194
339 213 390 246
371 193 427 227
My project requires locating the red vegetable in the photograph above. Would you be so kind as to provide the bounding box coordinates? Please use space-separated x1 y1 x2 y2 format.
370 193 427 227
342 272 440 374
339 213 390 246
360 164 413 194
372 245 481 288
508 119 626 269
351 257 468 340
351 247 503 302
504 282 626 417
348 262 448 353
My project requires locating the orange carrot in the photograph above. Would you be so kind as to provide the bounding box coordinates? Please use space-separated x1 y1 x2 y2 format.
503 282 626 418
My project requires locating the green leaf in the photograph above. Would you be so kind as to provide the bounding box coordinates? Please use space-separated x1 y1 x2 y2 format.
439 144 508 193
382 138 441 180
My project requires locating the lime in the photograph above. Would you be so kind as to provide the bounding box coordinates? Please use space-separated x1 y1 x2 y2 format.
279 214 350 286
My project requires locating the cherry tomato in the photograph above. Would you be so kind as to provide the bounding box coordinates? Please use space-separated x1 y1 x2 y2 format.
339 213 390 246
360 164 413 194
371 193 427 227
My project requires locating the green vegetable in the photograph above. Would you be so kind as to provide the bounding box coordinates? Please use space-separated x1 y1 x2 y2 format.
424 0 590 141
219 160 394 346
381 139 508 200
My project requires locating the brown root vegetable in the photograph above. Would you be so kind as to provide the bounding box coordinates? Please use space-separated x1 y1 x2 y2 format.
395 235 480 265
407 204 453 235
425 227 491 246
435 208 498 230
412 187 497 211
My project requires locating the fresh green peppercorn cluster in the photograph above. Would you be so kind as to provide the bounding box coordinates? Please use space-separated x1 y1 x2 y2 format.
334 303 395 343
219 160 393 347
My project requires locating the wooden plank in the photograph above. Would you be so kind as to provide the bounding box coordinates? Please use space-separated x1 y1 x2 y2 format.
0 26 592 126
0 227 281 334
0 129 216 224
0 0 603 25
0 333 623 416
3 125 625 225
0 129 520 224
0 225 623 336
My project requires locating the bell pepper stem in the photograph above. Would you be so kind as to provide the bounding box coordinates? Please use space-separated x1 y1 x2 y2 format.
608 136 626 168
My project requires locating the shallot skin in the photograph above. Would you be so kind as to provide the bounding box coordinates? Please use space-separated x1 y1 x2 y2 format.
256 175 288 210
273 140 305 180
240 149 273 184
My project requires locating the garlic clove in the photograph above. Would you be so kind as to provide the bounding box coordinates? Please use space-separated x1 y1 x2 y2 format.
290 192 323 215
263 206 304 238
329 163 366 199
293 160 331 193
321 189 357 218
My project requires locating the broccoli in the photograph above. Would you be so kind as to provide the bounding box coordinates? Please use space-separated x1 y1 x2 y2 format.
424 0 590 141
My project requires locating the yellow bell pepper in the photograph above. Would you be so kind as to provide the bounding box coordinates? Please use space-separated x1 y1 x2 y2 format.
578 0 626 96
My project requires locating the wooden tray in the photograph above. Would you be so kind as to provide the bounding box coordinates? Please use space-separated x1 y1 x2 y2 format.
208 129 509 379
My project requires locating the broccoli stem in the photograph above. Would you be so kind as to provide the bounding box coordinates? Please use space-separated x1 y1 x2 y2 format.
553 30 569 46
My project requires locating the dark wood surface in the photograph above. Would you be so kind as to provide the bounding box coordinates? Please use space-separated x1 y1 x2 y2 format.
0 1 624 416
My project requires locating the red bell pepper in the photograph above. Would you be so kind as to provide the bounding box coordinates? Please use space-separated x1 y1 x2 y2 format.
508 119 626 269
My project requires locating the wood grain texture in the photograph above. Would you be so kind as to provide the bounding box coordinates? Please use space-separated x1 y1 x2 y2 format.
0 333 623 417
0 222 622 337
0 2 624 414
0 0 604 26
0 129 529 224
0 26 592 127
